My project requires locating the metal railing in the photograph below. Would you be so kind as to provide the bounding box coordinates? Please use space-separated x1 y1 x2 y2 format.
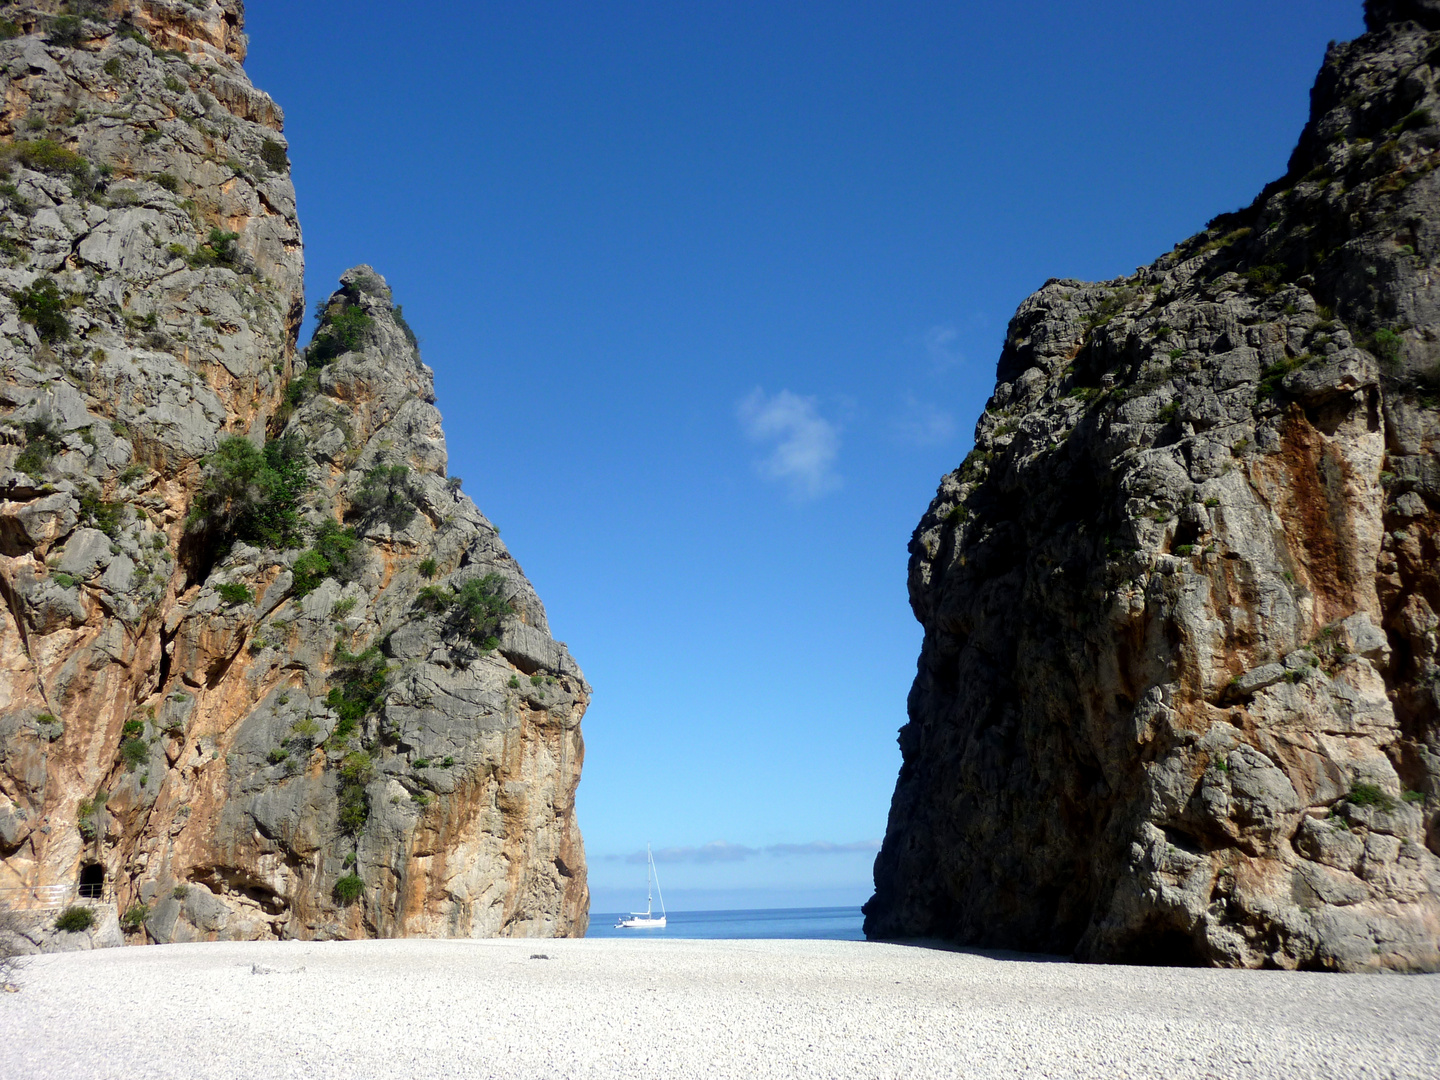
0 884 102 910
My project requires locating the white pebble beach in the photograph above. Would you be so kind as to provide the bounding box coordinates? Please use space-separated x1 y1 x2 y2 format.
2 937 1437 1079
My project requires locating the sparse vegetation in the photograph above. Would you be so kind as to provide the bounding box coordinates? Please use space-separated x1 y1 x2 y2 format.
350 463 419 531
54 906 95 933
418 558 438 579
331 596 357 618
186 228 240 268
121 737 148 770
2 138 91 180
120 904 149 931
1369 327 1404 369
260 138 288 172
1345 782 1395 810
216 582 252 605
1241 264 1285 295
414 573 512 652
14 278 71 342
291 520 364 597
326 646 388 740
15 415 65 476
186 434 308 552
307 301 374 366
334 873 364 904
337 752 375 834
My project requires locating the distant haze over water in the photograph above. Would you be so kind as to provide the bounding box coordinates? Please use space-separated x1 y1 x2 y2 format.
587 907 864 940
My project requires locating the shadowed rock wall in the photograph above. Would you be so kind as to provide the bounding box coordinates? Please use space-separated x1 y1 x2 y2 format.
866 0 1440 970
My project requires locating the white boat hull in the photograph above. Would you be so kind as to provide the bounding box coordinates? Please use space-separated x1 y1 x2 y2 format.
615 915 667 929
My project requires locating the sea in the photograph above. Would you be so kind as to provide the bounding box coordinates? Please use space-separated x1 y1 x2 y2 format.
586 906 864 940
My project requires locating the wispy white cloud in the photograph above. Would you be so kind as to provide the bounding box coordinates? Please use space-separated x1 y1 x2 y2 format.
921 324 963 371
765 840 881 856
624 841 757 865
609 839 880 864
737 388 841 499
893 393 956 447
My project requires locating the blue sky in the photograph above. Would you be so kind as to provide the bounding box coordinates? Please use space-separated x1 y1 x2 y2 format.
245 0 1366 911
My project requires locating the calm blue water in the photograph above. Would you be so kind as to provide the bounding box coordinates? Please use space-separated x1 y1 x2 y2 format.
587 906 864 940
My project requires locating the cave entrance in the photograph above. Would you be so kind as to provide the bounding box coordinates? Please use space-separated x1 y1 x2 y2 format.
77 863 104 900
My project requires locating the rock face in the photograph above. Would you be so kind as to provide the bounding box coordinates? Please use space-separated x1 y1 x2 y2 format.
0 2 588 943
866 0 1440 970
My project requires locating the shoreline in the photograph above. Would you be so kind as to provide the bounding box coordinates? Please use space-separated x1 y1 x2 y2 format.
3 937 1437 1079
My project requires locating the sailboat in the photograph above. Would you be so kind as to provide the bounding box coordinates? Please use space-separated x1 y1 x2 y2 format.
615 843 667 928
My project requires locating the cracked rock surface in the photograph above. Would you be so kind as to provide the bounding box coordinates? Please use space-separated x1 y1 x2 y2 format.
866 0 1440 970
0 2 587 946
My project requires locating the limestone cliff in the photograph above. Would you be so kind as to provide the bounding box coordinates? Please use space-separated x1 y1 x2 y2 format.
866 0 1440 970
0 1 589 944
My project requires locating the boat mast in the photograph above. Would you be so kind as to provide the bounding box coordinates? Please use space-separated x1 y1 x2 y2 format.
646 842 654 915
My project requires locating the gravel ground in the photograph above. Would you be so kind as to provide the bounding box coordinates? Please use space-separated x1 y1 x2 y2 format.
1 937 1437 1079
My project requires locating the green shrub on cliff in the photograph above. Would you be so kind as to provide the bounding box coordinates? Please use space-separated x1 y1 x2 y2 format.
413 573 512 652
307 301 374 366
349 463 419 531
186 435 308 551
333 873 364 903
14 278 71 342
326 647 388 740
260 138 288 173
291 520 364 597
14 415 64 475
3 138 91 180
54 906 94 933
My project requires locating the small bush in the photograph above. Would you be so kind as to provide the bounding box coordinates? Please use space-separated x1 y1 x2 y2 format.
49 15 84 47
163 75 185 94
442 756 455 767
1241 264 1285 295
326 647 388 739
418 558 438 579
1370 327 1404 369
1403 790 1426 804
78 489 124 538
216 582 252 605
292 520 363 597
172 885 188 900
121 718 144 738
260 139 287 172
414 573 512 652
54 906 95 933
412 758 430 770
187 228 240 268
0 19 19 41
6 138 91 179
337 752 374 834
350 464 419 531
50 572 76 589
120 904 149 931
186 434 308 551
508 675 520 689
331 596 357 618
103 56 122 77
1345 782 1395 810
154 172 180 192
266 747 289 765
15 415 64 476
14 278 71 342
333 874 364 904
120 737 148 770
307 302 374 365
